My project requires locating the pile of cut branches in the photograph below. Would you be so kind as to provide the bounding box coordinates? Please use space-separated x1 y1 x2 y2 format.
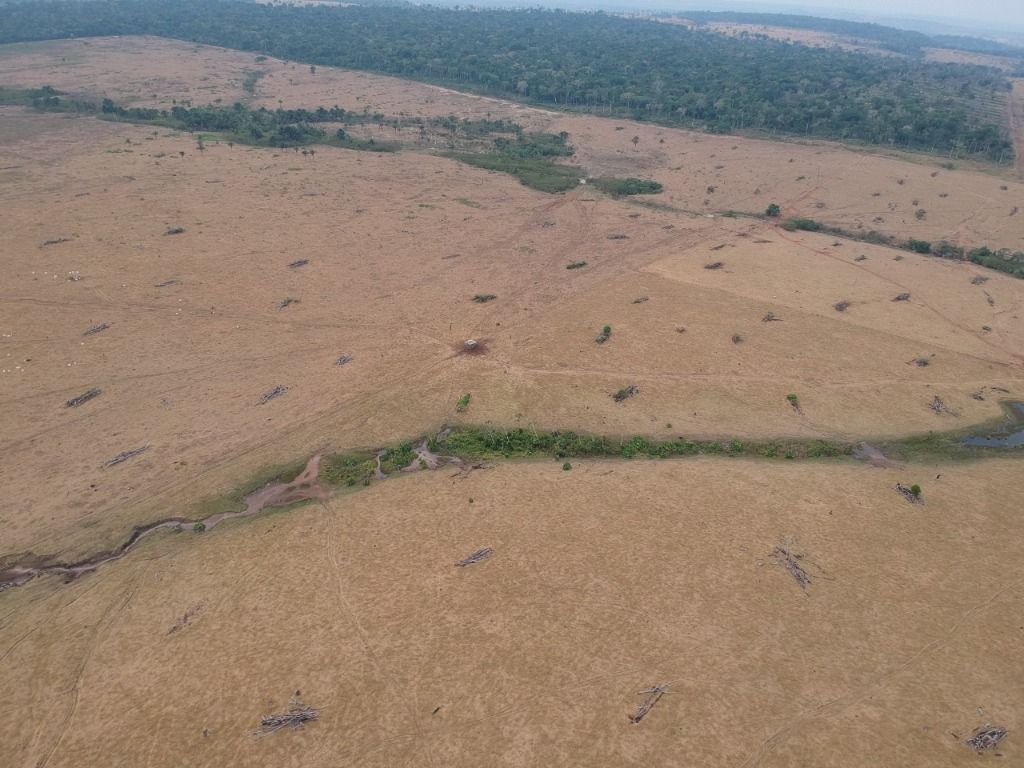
256 699 319 735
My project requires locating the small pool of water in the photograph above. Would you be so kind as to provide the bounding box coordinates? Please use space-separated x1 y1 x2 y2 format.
961 401 1024 448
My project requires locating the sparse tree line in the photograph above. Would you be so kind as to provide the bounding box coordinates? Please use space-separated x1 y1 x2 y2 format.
6 85 531 150
782 216 1024 278
0 0 1015 162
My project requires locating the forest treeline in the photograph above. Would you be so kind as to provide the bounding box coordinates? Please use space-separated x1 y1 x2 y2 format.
0 0 1015 162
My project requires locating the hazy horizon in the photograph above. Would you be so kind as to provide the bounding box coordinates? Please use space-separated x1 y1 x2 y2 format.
484 0 1024 38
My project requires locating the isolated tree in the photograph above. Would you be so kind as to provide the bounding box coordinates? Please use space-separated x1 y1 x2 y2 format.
631 135 640 150
766 202 781 217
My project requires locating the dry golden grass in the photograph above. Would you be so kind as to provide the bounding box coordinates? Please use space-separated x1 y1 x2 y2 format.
2 459 1022 767
0 37 1022 768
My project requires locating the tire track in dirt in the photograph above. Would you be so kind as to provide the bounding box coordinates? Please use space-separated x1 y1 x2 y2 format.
35 582 137 768
324 508 440 768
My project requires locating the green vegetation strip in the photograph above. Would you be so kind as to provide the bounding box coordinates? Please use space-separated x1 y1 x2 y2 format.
436 427 849 461
210 417 1022 514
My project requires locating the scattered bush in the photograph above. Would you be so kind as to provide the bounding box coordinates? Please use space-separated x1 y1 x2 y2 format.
566 261 588 269
456 393 471 412
193 522 206 533
562 462 572 471
766 202 781 217
612 384 639 402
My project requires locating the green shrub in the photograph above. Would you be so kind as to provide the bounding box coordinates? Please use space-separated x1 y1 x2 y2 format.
592 177 663 196
562 462 572 471
456 393 471 412
781 217 821 232
192 522 206 533
766 203 781 217
910 484 922 497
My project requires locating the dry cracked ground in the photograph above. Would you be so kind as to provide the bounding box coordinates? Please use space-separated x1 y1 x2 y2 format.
0 36 1022 767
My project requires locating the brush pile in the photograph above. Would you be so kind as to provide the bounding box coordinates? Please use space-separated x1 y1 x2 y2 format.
770 544 811 590
629 683 670 724
256 699 319 735
895 483 922 504
965 725 1006 753
66 388 101 408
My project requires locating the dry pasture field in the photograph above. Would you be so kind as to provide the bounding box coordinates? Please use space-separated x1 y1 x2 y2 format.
0 36 1022 768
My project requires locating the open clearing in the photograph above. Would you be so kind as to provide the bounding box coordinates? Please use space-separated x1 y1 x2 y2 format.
0 36 1022 767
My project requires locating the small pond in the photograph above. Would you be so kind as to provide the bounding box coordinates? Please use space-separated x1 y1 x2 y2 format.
961 401 1024 448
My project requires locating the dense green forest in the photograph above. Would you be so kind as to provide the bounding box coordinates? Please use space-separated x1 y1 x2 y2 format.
680 11 1024 60
0 0 1014 162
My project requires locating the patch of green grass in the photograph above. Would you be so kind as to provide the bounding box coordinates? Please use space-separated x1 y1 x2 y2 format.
447 152 579 193
241 69 267 95
566 261 588 269
378 442 417 474
456 393 471 413
320 451 376 487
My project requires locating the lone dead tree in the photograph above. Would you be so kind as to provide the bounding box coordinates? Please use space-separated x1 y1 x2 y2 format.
102 445 150 468
259 385 288 404
629 683 670 724
456 547 494 567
